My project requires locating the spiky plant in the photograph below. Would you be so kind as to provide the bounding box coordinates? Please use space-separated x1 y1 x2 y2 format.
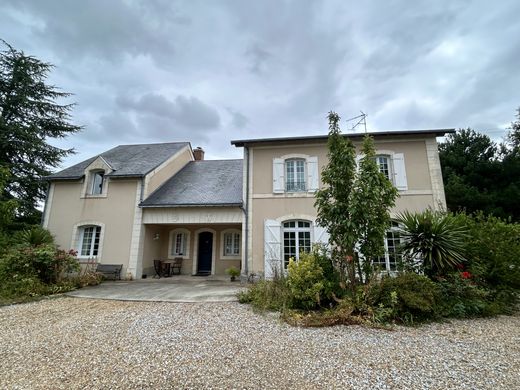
18 226 54 247
397 210 468 276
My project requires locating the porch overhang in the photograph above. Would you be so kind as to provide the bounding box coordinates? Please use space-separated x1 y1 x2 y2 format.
142 206 243 225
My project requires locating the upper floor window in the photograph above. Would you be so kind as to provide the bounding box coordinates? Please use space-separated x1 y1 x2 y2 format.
285 159 306 192
282 220 311 269
90 170 104 195
223 231 240 257
357 152 408 191
375 155 391 180
273 155 319 194
79 225 102 257
169 229 190 258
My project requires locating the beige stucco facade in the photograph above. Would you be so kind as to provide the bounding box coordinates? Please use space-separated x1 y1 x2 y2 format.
242 135 447 275
44 179 139 277
44 131 449 280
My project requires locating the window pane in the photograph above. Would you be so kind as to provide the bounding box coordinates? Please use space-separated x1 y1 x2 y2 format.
298 231 311 254
81 227 94 256
80 226 101 257
376 156 390 180
283 231 296 268
283 221 295 228
286 159 306 191
298 221 310 228
233 233 240 255
92 226 100 256
91 172 104 195
174 233 184 255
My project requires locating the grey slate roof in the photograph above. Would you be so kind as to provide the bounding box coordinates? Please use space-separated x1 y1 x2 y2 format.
46 142 189 180
141 159 243 207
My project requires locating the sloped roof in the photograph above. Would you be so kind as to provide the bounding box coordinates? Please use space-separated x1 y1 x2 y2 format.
46 142 190 180
141 159 243 207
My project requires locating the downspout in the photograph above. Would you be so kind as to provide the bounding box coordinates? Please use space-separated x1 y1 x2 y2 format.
242 146 250 276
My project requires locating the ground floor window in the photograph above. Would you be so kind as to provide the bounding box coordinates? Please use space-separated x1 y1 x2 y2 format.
283 220 311 268
373 222 402 271
169 229 190 258
223 231 240 256
79 225 101 257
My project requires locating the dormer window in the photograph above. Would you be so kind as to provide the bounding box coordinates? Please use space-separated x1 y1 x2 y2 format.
90 170 104 195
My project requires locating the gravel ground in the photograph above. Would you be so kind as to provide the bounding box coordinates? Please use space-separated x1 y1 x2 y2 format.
0 297 519 389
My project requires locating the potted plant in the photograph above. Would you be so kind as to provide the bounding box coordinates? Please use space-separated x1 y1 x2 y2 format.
226 266 240 282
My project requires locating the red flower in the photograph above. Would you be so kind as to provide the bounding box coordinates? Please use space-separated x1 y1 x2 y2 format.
460 271 472 279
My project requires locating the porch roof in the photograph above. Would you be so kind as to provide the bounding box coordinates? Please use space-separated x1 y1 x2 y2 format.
141 159 243 207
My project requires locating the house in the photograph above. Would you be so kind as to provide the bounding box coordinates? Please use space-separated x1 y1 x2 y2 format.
42 128 454 279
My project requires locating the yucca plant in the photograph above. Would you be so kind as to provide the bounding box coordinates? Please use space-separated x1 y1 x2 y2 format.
17 227 55 247
397 210 468 277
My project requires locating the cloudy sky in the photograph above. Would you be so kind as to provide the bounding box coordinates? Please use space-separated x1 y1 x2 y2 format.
1 0 519 169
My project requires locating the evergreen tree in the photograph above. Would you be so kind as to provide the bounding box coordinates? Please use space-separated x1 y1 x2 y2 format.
315 112 398 287
0 41 81 223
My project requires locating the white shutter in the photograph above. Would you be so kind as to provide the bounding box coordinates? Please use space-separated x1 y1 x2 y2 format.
307 156 319 192
393 153 408 191
264 219 282 279
313 224 330 246
272 158 285 193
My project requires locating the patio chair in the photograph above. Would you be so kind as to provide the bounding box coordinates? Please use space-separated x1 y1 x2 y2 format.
170 257 183 275
153 259 164 278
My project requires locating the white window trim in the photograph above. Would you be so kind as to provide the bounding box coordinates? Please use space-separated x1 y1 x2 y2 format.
220 229 241 259
71 221 106 261
282 219 312 268
168 228 191 259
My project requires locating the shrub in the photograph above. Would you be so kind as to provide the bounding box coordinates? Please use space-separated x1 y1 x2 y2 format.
458 213 520 291
369 273 441 323
287 252 330 310
436 273 491 317
397 210 468 276
238 276 293 311
0 244 79 284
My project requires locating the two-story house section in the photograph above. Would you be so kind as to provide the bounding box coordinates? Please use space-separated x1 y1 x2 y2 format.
43 142 243 279
231 129 454 278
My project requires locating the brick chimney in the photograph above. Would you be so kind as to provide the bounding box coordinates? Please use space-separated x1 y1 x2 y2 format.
193 147 205 161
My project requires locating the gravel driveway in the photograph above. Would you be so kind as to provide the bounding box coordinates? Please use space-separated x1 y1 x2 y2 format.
1 297 519 389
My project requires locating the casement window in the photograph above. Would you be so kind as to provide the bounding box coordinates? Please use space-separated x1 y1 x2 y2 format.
373 222 403 271
264 219 329 278
79 225 102 257
375 155 391 180
282 220 312 269
272 156 319 194
285 159 306 192
169 229 190 258
223 231 240 256
357 152 408 191
90 170 105 195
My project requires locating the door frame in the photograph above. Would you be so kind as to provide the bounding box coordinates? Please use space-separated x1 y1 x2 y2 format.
192 228 217 275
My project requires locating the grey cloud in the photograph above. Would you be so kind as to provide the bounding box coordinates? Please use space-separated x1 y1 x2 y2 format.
226 108 249 129
117 93 221 131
